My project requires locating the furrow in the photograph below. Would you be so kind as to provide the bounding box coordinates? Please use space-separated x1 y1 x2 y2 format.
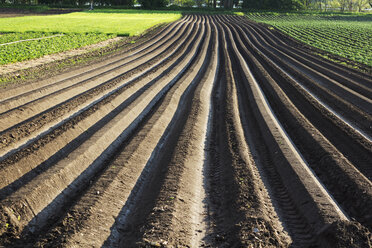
29 15 210 248
0 16 198 159
0 16 202 195
0 15 192 105
215 17 317 247
219 15 351 245
227 17 372 180
224 17 372 231
128 16 214 247
0 16 205 242
202 16 291 247
0 17 194 132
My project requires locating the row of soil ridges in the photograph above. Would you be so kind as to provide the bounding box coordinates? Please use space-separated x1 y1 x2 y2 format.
0 14 371 247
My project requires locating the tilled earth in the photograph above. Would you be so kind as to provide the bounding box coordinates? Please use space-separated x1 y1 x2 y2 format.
0 15 371 248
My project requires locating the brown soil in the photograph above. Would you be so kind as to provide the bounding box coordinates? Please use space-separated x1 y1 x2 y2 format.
0 14 371 248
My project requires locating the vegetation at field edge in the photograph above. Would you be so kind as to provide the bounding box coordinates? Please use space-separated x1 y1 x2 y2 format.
0 4 50 12
245 12 372 67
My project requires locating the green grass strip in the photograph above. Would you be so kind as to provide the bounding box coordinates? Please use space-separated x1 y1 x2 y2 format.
0 11 181 36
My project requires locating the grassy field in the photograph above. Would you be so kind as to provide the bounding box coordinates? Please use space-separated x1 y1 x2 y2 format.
0 9 181 65
245 12 372 67
0 9 181 36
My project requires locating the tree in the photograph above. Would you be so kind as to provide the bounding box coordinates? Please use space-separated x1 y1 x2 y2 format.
242 0 297 9
300 0 312 9
139 0 168 8
242 0 261 8
355 0 369 11
224 0 233 8
338 0 348 11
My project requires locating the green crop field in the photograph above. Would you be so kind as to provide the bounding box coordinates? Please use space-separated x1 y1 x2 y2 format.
0 9 181 65
245 12 372 67
0 33 115 65
0 32 57 44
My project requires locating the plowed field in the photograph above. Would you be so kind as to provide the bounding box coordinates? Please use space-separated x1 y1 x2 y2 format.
0 15 371 247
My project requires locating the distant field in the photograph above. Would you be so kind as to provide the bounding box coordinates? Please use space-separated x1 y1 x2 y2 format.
245 12 372 67
0 9 181 65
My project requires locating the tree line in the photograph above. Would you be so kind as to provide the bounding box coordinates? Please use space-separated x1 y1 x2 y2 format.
1 0 371 10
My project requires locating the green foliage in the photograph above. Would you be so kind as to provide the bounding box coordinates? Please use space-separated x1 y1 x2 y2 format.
0 4 50 12
182 0 195 7
0 33 114 65
0 32 54 44
245 12 372 66
88 8 179 13
242 0 300 10
138 0 169 8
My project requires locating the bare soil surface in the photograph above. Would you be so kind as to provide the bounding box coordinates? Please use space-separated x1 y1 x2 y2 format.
0 15 371 248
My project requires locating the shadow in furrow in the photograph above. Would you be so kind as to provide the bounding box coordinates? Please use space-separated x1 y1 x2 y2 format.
0 18 204 246
103 17 211 247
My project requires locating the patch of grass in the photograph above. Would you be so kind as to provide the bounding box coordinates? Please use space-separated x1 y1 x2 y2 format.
245 12 372 67
0 11 181 36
